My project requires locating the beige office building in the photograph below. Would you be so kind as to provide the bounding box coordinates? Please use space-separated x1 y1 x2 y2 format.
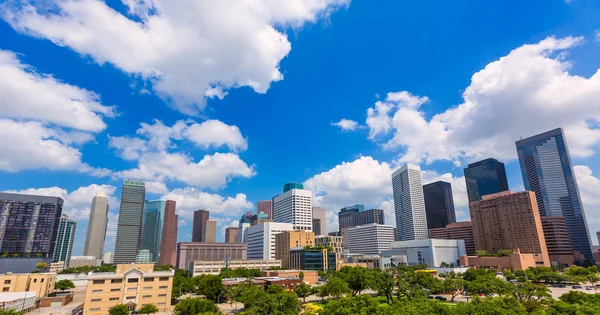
0 273 56 297
315 235 343 255
83 264 173 315
225 227 239 244
275 230 315 268
469 191 550 266
190 260 281 276
205 220 217 243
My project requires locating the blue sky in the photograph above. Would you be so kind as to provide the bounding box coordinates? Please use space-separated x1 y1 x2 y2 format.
1 0 600 256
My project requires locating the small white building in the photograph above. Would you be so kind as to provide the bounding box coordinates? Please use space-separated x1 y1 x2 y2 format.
56 273 89 286
245 222 294 260
69 256 102 268
0 292 36 312
347 224 395 255
380 239 466 269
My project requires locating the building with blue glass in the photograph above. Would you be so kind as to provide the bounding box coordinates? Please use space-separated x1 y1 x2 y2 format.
516 128 594 263
140 200 167 262
463 158 509 203
289 247 337 271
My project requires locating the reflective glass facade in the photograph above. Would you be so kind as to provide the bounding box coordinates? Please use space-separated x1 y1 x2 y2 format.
422 181 456 230
53 214 76 266
463 158 509 203
114 180 146 264
338 204 384 231
140 200 167 262
516 128 594 263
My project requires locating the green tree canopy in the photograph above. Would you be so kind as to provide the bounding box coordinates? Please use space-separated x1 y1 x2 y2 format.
295 282 313 303
194 275 226 303
138 304 159 314
108 304 129 315
55 279 75 291
337 266 371 296
174 298 219 315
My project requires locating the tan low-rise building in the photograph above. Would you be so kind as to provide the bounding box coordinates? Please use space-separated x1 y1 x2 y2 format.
261 270 319 285
460 249 546 271
83 264 173 315
0 273 56 297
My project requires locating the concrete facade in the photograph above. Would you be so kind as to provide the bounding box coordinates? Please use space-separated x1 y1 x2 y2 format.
392 164 428 241
189 260 282 276
0 273 56 298
274 230 315 268
347 224 395 255
381 239 466 269
273 186 313 232
245 222 294 260
225 227 239 244
84 192 109 259
176 242 247 269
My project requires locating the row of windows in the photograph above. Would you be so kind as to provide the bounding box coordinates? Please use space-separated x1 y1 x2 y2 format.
92 277 169 285
91 294 167 303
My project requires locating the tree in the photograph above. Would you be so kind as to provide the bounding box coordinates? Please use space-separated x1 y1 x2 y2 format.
336 266 371 296
0 309 23 315
396 270 442 300
172 269 194 299
138 304 159 314
321 295 381 315
467 276 510 297
321 277 351 299
513 282 551 303
55 279 75 292
174 298 219 315
299 271 305 280
195 275 226 303
295 282 313 303
35 261 48 272
442 278 465 302
153 265 172 271
369 269 395 304
108 304 129 315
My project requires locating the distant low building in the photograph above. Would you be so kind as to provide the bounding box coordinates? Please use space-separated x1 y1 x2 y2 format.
102 252 113 264
460 249 545 271
429 221 476 256
381 239 466 269
0 292 36 312
83 264 173 315
189 260 282 277
50 261 65 273
69 256 102 268
176 242 247 269
262 270 319 285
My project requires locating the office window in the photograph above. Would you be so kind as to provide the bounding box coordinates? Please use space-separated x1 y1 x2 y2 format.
143 277 154 282
127 288 136 291
128 278 139 283
143 286 152 290
111 279 123 284
89 308 100 311
33 279 37 283
126 296 136 300
158 302 166 306
159 286 168 289
41 279 44 283
109 297 119 301
92 290 103 293
2 288 8 292
142 295 151 298
3 280 10 284
93 280 105 285
91 299 101 302
159 277 169 281
111 288 120 292
158 294 167 297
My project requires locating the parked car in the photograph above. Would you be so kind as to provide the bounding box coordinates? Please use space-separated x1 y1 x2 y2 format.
435 296 448 301
427 295 434 299
585 286 592 290
572 285 582 289
555 284 565 288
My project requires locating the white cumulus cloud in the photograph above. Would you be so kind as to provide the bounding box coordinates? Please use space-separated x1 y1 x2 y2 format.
364 36 600 165
574 165 600 242
1 0 349 115
161 187 253 220
331 119 360 131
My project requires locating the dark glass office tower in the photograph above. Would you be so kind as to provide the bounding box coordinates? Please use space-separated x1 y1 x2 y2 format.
0 193 63 257
140 200 166 262
338 204 384 231
192 209 210 242
463 158 509 203
422 181 456 230
114 180 146 264
516 128 594 263
53 214 76 266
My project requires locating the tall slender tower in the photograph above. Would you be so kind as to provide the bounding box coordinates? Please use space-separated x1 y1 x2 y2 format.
140 200 166 261
84 192 109 259
159 200 178 266
516 128 594 263
192 210 210 242
53 214 76 267
422 181 456 230
392 164 428 241
113 180 146 264
312 207 327 236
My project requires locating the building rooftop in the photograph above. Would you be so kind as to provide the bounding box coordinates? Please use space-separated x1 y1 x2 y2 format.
0 291 37 301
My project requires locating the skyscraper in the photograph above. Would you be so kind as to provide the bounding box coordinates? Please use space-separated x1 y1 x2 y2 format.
257 200 273 219
192 210 209 242
469 191 550 266
114 180 146 264
392 164 428 241
53 214 76 267
225 227 239 243
159 200 178 266
205 220 217 243
338 204 384 230
422 181 456 230
0 193 63 257
273 183 312 231
463 158 509 203
516 128 594 263
312 206 327 236
140 200 166 262
84 192 109 259
312 218 322 236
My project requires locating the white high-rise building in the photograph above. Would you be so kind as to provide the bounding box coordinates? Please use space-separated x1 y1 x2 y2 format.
392 164 428 241
273 183 313 231
84 192 109 259
245 222 294 260
347 223 395 255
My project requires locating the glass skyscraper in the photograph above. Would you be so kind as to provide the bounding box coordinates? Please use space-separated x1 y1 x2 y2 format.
140 200 166 262
338 204 384 231
463 158 509 203
114 180 146 264
422 181 456 230
516 128 594 263
53 214 76 267
0 193 63 257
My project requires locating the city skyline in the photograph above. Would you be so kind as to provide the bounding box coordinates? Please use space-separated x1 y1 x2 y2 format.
1 1 600 256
